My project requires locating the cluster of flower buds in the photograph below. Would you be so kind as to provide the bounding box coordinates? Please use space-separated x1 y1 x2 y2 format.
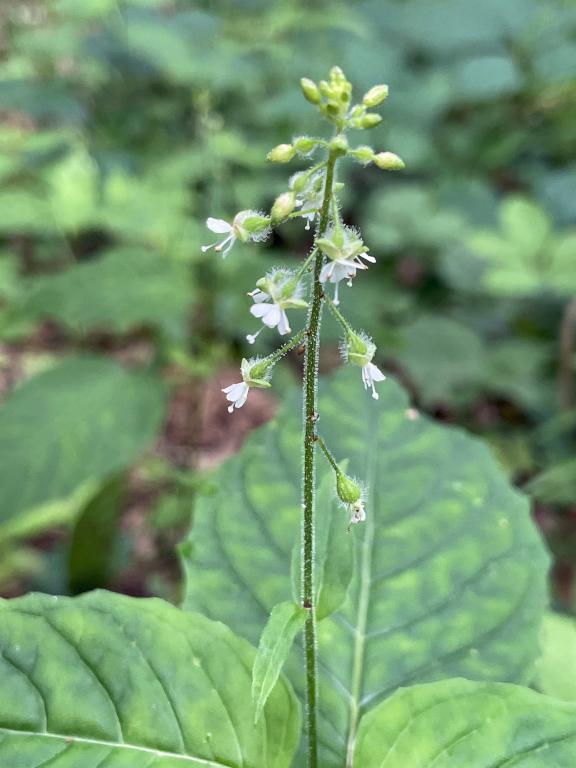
299 68 391 135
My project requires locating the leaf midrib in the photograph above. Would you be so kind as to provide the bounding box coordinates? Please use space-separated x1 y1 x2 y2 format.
344 407 380 767
0 727 235 767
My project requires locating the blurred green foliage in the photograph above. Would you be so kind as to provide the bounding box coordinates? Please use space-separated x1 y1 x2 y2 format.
0 0 574 598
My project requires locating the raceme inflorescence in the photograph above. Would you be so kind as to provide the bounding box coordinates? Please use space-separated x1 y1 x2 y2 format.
203 66 404 768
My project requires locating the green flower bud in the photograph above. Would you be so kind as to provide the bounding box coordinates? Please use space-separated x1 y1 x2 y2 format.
360 113 383 129
289 171 310 194
336 470 362 505
293 136 318 155
362 84 389 108
374 151 405 171
329 134 349 156
329 66 346 84
350 145 375 165
300 78 321 105
241 213 272 236
271 191 296 223
267 143 296 163
242 358 272 388
343 330 376 368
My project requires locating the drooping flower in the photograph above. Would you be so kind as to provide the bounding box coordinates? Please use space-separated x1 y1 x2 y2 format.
247 269 307 342
317 225 375 304
341 330 386 400
202 210 271 257
349 499 366 527
222 357 272 413
335 466 367 528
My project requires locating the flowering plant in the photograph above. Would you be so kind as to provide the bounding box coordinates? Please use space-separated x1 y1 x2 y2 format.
204 65 404 765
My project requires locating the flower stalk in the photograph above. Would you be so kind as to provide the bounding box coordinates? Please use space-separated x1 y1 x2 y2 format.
301 148 338 768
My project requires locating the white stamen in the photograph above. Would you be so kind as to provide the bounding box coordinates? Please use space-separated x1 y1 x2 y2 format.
246 328 263 345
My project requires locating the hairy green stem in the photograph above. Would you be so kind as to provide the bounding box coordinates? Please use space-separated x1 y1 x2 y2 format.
302 150 338 768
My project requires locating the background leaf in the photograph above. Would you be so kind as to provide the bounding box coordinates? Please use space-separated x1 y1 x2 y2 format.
67 475 126 594
353 678 576 767
0 356 166 535
27 247 192 340
393 315 485 406
182 371 549 767
0 590 300 767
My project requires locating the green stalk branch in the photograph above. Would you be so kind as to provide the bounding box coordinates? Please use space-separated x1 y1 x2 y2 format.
316 435 340 473
265 329 306 366
301 149 338 768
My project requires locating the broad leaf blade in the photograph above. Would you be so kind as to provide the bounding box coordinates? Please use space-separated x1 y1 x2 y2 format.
252 601 307 723
0 356 166 534
353 678 576 767
182 371 549 768
0 591 300 767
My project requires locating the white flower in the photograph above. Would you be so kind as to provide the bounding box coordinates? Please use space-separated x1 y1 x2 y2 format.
222 381 249 412
202 210 271 257
221 357 271 414
349 499 366 526
341 331 386 400
361 361 386 400
250 301 291 335
247 269 307 342
317 225 375 304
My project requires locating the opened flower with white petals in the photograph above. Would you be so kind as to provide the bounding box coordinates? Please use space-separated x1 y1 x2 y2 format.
341 330 386 400
202 210 271 257
317 225 376 304
222 357 271 413
247 269 307 343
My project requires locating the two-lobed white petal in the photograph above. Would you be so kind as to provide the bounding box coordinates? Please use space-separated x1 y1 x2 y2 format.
206 217 232 234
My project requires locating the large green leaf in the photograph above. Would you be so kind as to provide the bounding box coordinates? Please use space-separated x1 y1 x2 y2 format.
0 591 300 767
182 371 549 767
0 356 166 534
353 678 576 766
27 247 192 339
